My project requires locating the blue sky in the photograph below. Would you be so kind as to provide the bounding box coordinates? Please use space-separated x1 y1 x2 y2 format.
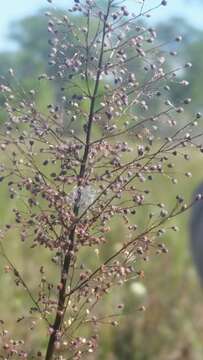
0 0 202 51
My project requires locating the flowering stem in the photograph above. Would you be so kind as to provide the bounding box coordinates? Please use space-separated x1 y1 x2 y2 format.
44 2 111 359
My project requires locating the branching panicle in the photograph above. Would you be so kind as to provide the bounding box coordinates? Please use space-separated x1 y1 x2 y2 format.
0 0 201 359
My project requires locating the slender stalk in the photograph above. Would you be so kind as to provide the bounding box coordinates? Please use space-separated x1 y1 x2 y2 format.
44 2 111 359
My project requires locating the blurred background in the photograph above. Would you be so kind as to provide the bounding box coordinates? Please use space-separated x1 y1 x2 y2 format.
1 0 203 359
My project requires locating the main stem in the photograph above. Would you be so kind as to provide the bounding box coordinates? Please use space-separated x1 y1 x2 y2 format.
45 3 110 359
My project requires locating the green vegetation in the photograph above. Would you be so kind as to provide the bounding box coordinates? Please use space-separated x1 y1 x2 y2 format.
0 6 203 359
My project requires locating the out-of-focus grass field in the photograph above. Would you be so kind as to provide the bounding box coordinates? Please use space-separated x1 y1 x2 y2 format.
0 145 203 359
